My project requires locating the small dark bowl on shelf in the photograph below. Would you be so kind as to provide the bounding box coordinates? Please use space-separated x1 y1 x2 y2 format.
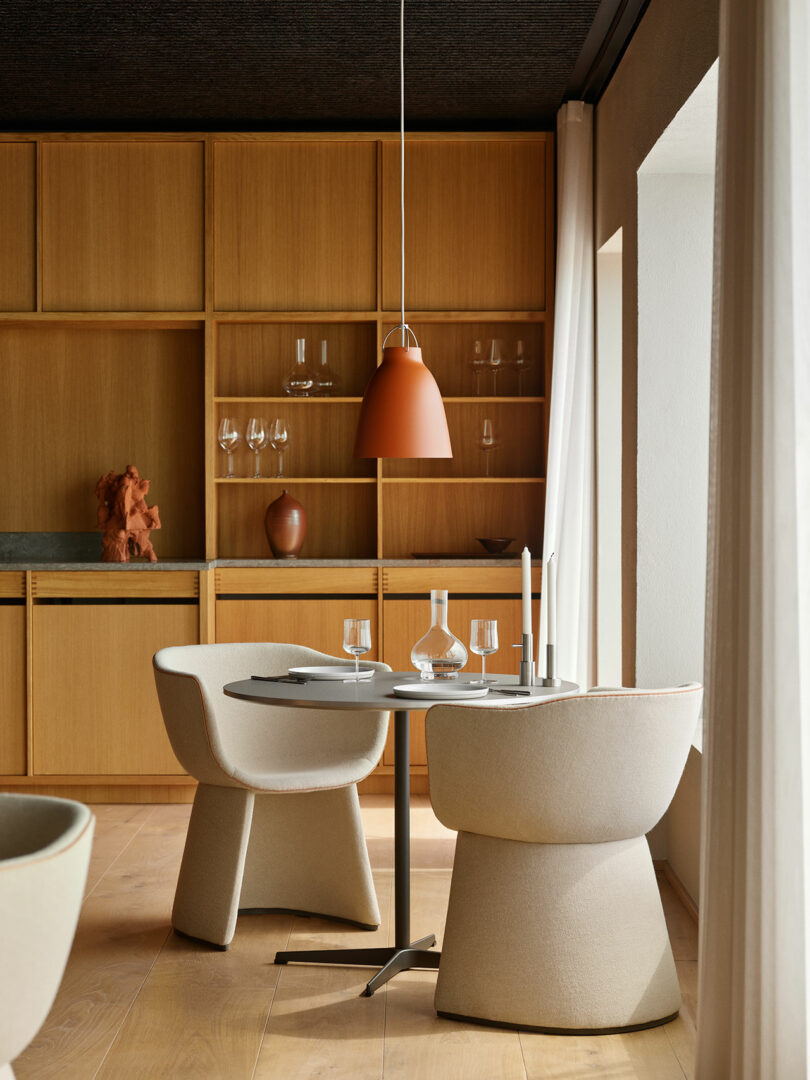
476 537 515 554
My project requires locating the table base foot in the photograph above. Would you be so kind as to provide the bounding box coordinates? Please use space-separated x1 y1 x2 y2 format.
274 935 440 996
362 940 440 996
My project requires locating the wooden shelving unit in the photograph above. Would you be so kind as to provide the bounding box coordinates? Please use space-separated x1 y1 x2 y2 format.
0 130 554 800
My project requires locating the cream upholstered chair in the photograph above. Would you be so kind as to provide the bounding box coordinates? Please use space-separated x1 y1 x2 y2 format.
153 643 390 949
0 794 94 1080
426 684 702 1033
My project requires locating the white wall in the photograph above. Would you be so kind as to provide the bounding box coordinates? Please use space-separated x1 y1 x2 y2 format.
636 172 713 717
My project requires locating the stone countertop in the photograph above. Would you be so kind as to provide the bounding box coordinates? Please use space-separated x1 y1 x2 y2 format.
0 557 542 571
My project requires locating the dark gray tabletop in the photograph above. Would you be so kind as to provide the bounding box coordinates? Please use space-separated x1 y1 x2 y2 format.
224 671 579 711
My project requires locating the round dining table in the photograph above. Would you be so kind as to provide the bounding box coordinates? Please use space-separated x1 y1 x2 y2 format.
224 670 578 996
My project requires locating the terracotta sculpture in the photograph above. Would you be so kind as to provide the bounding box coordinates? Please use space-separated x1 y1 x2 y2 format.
95 465 161 563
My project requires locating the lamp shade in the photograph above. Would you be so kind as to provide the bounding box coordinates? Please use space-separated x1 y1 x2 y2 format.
353 346 452 458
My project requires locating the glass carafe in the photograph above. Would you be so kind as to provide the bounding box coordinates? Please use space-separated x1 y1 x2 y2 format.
282 338 316 397
313 339 340 396
410 590 468 680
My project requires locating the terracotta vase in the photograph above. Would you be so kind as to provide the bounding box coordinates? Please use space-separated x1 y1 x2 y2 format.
264 490 306 558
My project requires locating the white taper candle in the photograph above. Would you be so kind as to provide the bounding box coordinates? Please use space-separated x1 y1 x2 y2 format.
521 547 532 635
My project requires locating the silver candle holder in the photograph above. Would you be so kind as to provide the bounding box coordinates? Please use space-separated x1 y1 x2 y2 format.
540 643 562 687
513 632 536 687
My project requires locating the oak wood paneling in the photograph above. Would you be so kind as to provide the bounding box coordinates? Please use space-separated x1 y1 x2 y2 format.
381 481 543 558
32 603 198 775
0 572 25 598
0 606 26 774
213 142 377 311
0 327 204 557
32 571 199 599
382 565 540 595
0 142 36 310
382 139 548 312
216 321 377 398
216 567 377 595
42 140 204 311
217 483 377 559
216 598 378 660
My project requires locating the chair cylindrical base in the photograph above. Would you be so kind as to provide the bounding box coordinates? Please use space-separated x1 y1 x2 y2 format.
435 832 681 1033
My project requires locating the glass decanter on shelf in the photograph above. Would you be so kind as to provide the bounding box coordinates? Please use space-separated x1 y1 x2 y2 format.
410 590 468 680
282 338 316 397
313 339 340 396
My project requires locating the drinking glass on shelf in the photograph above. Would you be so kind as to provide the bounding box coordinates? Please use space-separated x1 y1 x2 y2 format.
468 339 486 396
246 417 269 478
269 418 289 478
486 338 506 395
217 418 242 479
343 618 372 678
469 619 498 684
512 339 533 396
477 418 499 477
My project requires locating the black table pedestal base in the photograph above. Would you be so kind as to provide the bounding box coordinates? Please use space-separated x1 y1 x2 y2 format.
275 934 439 996
274 711 440 996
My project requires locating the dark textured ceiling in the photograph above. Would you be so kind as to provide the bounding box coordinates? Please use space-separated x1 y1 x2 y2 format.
0 0 639 132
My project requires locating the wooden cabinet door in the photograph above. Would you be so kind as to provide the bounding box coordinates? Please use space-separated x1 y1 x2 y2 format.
213 141 377 311
32 603 198 775
0 142 35 311
42 140 204 311
382 138 549 312
215 598 378 660
0 604 26 774
382 596 540 766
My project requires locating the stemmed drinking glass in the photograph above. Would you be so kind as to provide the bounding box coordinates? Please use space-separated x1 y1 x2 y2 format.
468 339 486 396
217 418 242 478
270 419 289 478
246 417 269 479
343 618 372 679
477 418 499 477
486 339 506 395
512 339 533 396
469 619 498 684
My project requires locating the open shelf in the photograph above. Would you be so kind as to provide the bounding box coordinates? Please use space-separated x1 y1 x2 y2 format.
214 400 375 480
382 320 545 398
217 482 377 559
383 401 546 479
381 480 544 558
215 320 377 398
216 477 376 484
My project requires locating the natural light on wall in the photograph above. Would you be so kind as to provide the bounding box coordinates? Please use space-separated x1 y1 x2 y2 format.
636 60 718 752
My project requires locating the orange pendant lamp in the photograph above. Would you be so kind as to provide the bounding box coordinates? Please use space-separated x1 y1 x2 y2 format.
353 0 452 460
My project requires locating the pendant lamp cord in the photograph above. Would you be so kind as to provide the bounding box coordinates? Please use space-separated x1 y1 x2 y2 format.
400 0 406 346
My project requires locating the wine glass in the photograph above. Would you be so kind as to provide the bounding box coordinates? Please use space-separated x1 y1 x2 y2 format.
246 417 269 478
512 339 533 396
217 418 242 479
477 418 499 477
469 619 498 684
343 618 372 679
468 339 486 396
486 338 506 395
270 418 289 478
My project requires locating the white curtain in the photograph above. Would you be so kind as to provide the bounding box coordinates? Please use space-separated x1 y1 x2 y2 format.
696 0 810 1074
539 101 595 691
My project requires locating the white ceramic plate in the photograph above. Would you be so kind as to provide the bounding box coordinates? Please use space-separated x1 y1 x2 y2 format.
392 682 490 700
288 665 375 681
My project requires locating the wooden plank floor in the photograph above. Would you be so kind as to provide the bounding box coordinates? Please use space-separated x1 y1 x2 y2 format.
14 797 697 1080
